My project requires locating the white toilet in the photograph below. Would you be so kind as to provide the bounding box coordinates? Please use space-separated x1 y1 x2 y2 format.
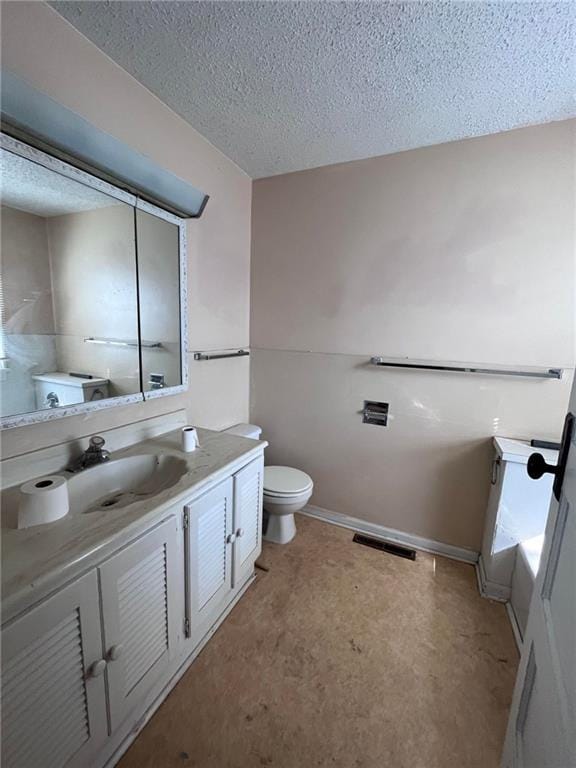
262 465 313 544
223 424 313 545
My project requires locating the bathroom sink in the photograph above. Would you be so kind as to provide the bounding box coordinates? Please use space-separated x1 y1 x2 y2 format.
67 454 188 515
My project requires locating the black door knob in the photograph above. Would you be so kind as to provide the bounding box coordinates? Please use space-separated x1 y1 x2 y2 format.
526 412 574 501
527 452 557 481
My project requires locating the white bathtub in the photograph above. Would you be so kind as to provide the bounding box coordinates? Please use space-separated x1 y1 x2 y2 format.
510 534 545 640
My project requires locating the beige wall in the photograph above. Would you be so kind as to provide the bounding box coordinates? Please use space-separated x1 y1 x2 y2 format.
1 205 57 416
251 122 576 551
1 1 251 458
47 205 140 397
1 206 54 335
48 206 183 395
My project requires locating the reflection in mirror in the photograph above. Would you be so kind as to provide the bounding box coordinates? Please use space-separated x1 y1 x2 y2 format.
136 208 182 393
0 147 140 419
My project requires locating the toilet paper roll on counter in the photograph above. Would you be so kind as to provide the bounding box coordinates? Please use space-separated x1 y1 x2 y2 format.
18 475 70 529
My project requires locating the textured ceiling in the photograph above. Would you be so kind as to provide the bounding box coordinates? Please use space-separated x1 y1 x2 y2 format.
1 150 121 216
51 1 575 178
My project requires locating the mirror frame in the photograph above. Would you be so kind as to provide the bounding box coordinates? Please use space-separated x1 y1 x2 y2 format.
0 132 188 430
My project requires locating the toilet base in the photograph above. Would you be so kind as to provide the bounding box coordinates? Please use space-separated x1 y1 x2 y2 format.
263 511 296 545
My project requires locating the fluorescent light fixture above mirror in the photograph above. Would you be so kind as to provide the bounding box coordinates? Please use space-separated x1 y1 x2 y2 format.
0 70 209 218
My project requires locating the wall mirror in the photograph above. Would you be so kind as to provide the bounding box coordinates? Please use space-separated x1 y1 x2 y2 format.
0 134 187 428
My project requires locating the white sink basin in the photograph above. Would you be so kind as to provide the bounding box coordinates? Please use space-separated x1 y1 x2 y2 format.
67 454 188 515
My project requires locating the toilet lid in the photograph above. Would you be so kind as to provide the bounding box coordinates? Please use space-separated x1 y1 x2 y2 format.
263 466 313 496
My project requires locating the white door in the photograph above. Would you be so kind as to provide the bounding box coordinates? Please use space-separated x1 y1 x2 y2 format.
185 477 234 647
1 571 108 768
502 402 576 767
99 517 179 732
233 456 264 588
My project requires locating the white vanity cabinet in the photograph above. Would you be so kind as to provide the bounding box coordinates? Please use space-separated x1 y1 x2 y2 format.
185 456 263 648
1 517 179 768
232 457 264 587
185 476 234 645
1 571 108 768
99 517 179 731
1 430 266 768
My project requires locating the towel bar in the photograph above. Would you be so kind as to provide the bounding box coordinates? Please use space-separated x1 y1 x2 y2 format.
369 357 563 380
194 349 250 361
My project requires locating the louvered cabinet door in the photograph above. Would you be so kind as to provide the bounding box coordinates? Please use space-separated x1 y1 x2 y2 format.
1 571 108 768
233 457 264 588
186 477 234 646
99 517 179 732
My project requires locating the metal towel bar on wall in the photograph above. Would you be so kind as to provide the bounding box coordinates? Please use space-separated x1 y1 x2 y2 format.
84 337 162 349
194 349 250 361
369 357 563 380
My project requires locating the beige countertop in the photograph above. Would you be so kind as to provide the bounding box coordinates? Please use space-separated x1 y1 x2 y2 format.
1 428 266 625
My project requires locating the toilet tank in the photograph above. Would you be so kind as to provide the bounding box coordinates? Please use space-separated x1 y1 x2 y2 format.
223 423 262 440
33 372 109 410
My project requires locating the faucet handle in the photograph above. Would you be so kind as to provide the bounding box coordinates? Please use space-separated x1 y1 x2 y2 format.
87 436 110 462
67 435 109 473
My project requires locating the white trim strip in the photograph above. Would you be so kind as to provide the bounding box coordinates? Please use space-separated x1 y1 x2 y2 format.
475 557 523 651
300 504 479 564
505 602 524 652
475 555 511 601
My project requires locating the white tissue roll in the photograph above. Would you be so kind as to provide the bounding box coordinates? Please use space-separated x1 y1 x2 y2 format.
18 475 70 529
182 426 199 452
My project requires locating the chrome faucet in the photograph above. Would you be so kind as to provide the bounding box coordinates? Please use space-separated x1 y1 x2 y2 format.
68 435 111 473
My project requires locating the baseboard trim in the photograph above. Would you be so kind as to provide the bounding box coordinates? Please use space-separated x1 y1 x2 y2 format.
475 555 511 602
300 504 479 564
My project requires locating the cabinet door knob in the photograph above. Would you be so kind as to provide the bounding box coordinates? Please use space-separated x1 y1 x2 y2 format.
108 644 123 661
226 533 236 544
88 659 107 678
236 528 244 538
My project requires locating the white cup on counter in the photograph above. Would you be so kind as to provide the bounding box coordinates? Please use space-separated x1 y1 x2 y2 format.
182 426 200 452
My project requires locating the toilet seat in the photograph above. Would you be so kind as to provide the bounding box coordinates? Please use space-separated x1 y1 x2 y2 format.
264 488 311 499
263 466 313 497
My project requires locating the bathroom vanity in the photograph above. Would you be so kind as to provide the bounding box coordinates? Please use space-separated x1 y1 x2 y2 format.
1 422 266 768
